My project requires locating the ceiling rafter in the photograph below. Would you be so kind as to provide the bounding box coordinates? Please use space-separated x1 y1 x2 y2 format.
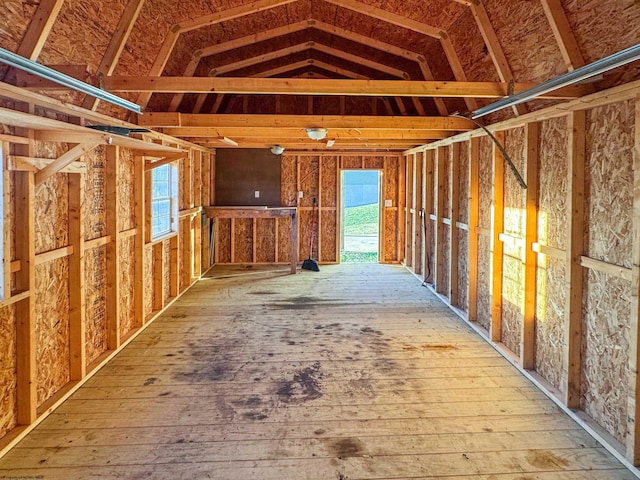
187 47 415 116
82 0 146 111
539 0 588 71
322 0 478 112
16 0 66 61
169 20 310 111
136 0 296 110
171 18 443 114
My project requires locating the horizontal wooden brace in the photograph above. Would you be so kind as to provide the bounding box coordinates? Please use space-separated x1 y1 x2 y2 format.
119 228 138 240
205 206 297 219
84 235 111 250
34 245 74 265
531 242 565 260
0 290 31 309
142 113 474 131
144 153 189 171
105 77 589 99
580 255 632 281
0 133 30 144
9 155 87 174
11 260 21 273
179 206 203 217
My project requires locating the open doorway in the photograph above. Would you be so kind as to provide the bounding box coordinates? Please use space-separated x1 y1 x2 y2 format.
340 170 382 263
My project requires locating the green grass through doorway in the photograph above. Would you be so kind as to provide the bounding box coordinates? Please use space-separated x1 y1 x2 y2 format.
342 203 379 263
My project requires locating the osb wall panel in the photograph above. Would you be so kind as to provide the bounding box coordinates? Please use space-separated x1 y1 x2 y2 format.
234 218 253 263
535 116 568 391
364 156 384 170
0 305 17 439
441 228 450 298
581 271 631 443
162 239 171 304
320 157 338 208
83 145 107 241
35 259 70 407
85 245 107 366
476 137 493 331
342 156 362 170
580 100 634 443
179 218 191 292
501 127 526 356
256 218 276 263
298 210 318 262
277 216 292 263
384 209 397 264
144 245 153 316
535 254 566 391
501 240 523 356
281 155 298 207
320 211 337 263
299 156 319 208
458 141 470 225
118 237 137 338
585 101 634 268
457 231 469 312
34 142 68 254
216 218 232 263
384 157 400 264
443 146 451 218
476 235 491 332
478 137 493 229
117 148 136 233
538 117 568 250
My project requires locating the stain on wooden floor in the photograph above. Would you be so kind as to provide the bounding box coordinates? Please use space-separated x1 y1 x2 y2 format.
0 264 636 479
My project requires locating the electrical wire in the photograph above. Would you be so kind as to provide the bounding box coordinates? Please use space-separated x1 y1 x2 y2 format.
451 113 527 190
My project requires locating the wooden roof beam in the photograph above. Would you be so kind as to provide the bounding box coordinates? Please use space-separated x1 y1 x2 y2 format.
106 77 588 98
138 113 475 130
83 0 146 111
16 0 66 60
136 0 296 109
322 0 442 38
464 2 526 116
540 0 588 71
323 0 477 112
171 128 451 140
169 20 310 111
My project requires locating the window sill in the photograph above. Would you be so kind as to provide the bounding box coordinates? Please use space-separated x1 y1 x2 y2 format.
147 231 178 246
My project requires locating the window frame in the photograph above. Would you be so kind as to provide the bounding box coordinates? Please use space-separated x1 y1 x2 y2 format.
150 162 179 242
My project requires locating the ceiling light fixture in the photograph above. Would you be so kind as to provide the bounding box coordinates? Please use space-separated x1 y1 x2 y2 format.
306 127 328 140
472 43 640 119
270 144 285 155
0 47 142 113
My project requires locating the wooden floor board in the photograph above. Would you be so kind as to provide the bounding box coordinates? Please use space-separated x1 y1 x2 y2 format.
0 264 634 479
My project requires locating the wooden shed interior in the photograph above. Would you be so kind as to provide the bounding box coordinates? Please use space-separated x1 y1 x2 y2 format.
0 0 640 476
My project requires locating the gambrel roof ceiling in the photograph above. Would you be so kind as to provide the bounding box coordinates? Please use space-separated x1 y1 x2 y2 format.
1 0 639 150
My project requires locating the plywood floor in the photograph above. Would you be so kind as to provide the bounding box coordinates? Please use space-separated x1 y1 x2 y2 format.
0 264 636 479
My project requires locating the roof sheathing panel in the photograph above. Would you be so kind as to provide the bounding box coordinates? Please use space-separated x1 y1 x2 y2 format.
563 0 640 89
483 0 565 83
359 0 466 31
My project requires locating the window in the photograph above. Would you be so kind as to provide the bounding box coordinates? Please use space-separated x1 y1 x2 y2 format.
151 163 177 239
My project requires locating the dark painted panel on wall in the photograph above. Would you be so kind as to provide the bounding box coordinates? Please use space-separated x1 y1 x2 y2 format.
215 149 282 206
